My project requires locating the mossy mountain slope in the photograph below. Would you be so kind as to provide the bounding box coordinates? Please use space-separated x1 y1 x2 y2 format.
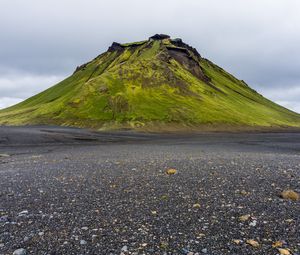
1 34 300 130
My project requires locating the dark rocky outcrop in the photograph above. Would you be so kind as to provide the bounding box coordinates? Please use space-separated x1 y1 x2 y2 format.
171 39 201 59
108 42 124 52
73 63 88 74
149 34 170 40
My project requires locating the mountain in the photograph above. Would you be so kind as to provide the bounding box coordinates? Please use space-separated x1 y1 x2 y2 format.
1 34 300 131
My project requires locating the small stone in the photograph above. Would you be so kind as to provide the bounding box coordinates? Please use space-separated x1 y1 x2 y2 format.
160 242 168 249
182 248 190 254
141 243 147 247
121 245 128 252
18 210 28 215
239 214 251 222
80 240 87 245
196 233 205 239
0 215 8 222
272 241 283 248
246 239 260 248
249 220 257 227
38 231 44 236
151 210 157 215
201 248 208 253
240 190 248 195
166 168 177 175
81 227 88 230
232 239 242 245
278 248 291 255
13 249 27 255
281 189 300 201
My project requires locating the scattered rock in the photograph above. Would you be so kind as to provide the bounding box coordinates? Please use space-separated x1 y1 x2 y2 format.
80 240 87 245
240 190 248 195
239 214 251 222
160 241 168 249
249 220 257 227
272 241 283 248
166 168 177 175
13 249 27 255
232 239 242 245
38 231 44 236
201 248 208 253
0 215 9 222
182 248 190 254
18 210 28 216
281 189 300 201
278 248 291 255
121 245 128 252
23 236 30 242
246 239 260 248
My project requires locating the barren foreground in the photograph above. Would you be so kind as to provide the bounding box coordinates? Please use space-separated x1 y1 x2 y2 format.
0 127 299 255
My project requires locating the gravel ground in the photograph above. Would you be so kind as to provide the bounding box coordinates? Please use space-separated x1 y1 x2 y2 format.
0 127 299 255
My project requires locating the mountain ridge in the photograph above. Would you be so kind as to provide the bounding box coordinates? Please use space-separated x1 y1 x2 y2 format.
1 34 300 131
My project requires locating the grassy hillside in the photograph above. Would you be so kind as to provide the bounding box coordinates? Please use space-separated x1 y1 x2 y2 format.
1 35 300 131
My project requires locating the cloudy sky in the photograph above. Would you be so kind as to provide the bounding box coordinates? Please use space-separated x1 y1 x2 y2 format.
1 0 300 113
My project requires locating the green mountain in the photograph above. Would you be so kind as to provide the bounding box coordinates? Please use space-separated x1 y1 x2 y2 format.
1 34 300 131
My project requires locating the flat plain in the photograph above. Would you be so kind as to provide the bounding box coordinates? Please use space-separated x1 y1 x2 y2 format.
0 126 299 255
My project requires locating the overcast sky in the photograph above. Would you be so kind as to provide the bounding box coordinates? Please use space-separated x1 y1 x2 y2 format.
1 0 300 113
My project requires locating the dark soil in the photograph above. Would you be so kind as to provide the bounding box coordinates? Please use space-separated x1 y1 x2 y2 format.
0 126 299 255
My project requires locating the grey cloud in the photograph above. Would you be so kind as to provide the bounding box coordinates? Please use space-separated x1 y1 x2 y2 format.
0 72 63 98
0 0 300 112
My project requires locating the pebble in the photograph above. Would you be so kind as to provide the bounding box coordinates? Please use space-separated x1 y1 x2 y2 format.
166 168 177 175
38 231 44 236
246 239 260 248
18 210 28 216
80 240 87 245
201 248 208 253
0 153 10 157
281 189 300 201
121 245 128 252
249 220 257 227
278 248 291 255
13 248 27 255
0 215 8 222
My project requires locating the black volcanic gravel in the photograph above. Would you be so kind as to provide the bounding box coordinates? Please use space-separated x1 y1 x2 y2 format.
0 127 300 255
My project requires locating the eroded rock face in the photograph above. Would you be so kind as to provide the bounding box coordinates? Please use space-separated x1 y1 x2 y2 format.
73 63 88 74
166 46 206 81
108 42 124 52
149 34 170 40
171 39 201 58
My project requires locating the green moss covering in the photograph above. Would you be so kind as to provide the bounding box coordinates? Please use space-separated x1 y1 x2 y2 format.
1 37 300 130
